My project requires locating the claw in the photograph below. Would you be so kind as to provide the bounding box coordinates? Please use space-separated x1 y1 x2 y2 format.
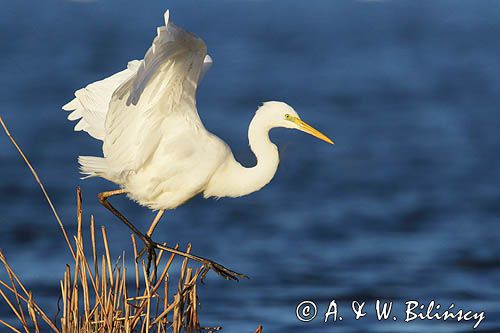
136 237 158 281
201 260 248 283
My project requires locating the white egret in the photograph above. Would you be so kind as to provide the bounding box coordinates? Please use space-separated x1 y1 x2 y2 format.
63 10 333 281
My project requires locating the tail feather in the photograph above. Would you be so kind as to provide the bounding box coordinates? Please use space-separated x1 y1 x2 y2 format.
78 156 108 178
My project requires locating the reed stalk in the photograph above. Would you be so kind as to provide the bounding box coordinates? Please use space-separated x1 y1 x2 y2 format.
0 115 263 332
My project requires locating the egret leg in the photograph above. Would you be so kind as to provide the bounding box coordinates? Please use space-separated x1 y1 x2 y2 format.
137 209 165 279
98 189 157 277
146 209 165 237
97 189 147 242
140 209 247 282
97 190 247 282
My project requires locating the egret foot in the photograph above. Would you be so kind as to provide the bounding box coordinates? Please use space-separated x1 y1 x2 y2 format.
200 259 248 282
149 243 248 282
136 236 158 281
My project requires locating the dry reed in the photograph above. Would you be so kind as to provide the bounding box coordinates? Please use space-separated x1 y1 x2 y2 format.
0 115 263 332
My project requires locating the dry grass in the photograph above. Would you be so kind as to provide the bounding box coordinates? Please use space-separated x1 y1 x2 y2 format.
0 189 209 332
0 117 263 333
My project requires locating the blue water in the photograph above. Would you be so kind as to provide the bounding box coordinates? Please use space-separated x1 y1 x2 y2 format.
1 0 499 332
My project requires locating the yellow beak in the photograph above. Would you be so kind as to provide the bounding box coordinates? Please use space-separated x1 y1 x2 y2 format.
292 117 334 145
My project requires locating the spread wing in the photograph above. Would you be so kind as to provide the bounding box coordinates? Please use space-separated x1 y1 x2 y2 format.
103 10 208 175
62 60 141 140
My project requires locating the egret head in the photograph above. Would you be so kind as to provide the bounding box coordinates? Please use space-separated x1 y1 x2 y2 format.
258 101 334 144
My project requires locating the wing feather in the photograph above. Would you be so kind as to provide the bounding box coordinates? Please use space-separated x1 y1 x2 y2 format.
102 10 208 178
62 60 141 140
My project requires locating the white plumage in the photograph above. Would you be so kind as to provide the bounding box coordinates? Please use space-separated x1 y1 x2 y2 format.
63 10 333 211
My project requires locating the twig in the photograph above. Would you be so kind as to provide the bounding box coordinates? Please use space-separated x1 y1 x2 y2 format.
0 319 23 333
0 115 76 259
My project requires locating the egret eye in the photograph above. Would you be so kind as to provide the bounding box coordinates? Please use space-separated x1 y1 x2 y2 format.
285 114 290 119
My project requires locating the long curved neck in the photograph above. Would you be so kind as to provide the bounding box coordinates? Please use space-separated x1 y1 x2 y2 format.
204 114 280 198
244 115 280 192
